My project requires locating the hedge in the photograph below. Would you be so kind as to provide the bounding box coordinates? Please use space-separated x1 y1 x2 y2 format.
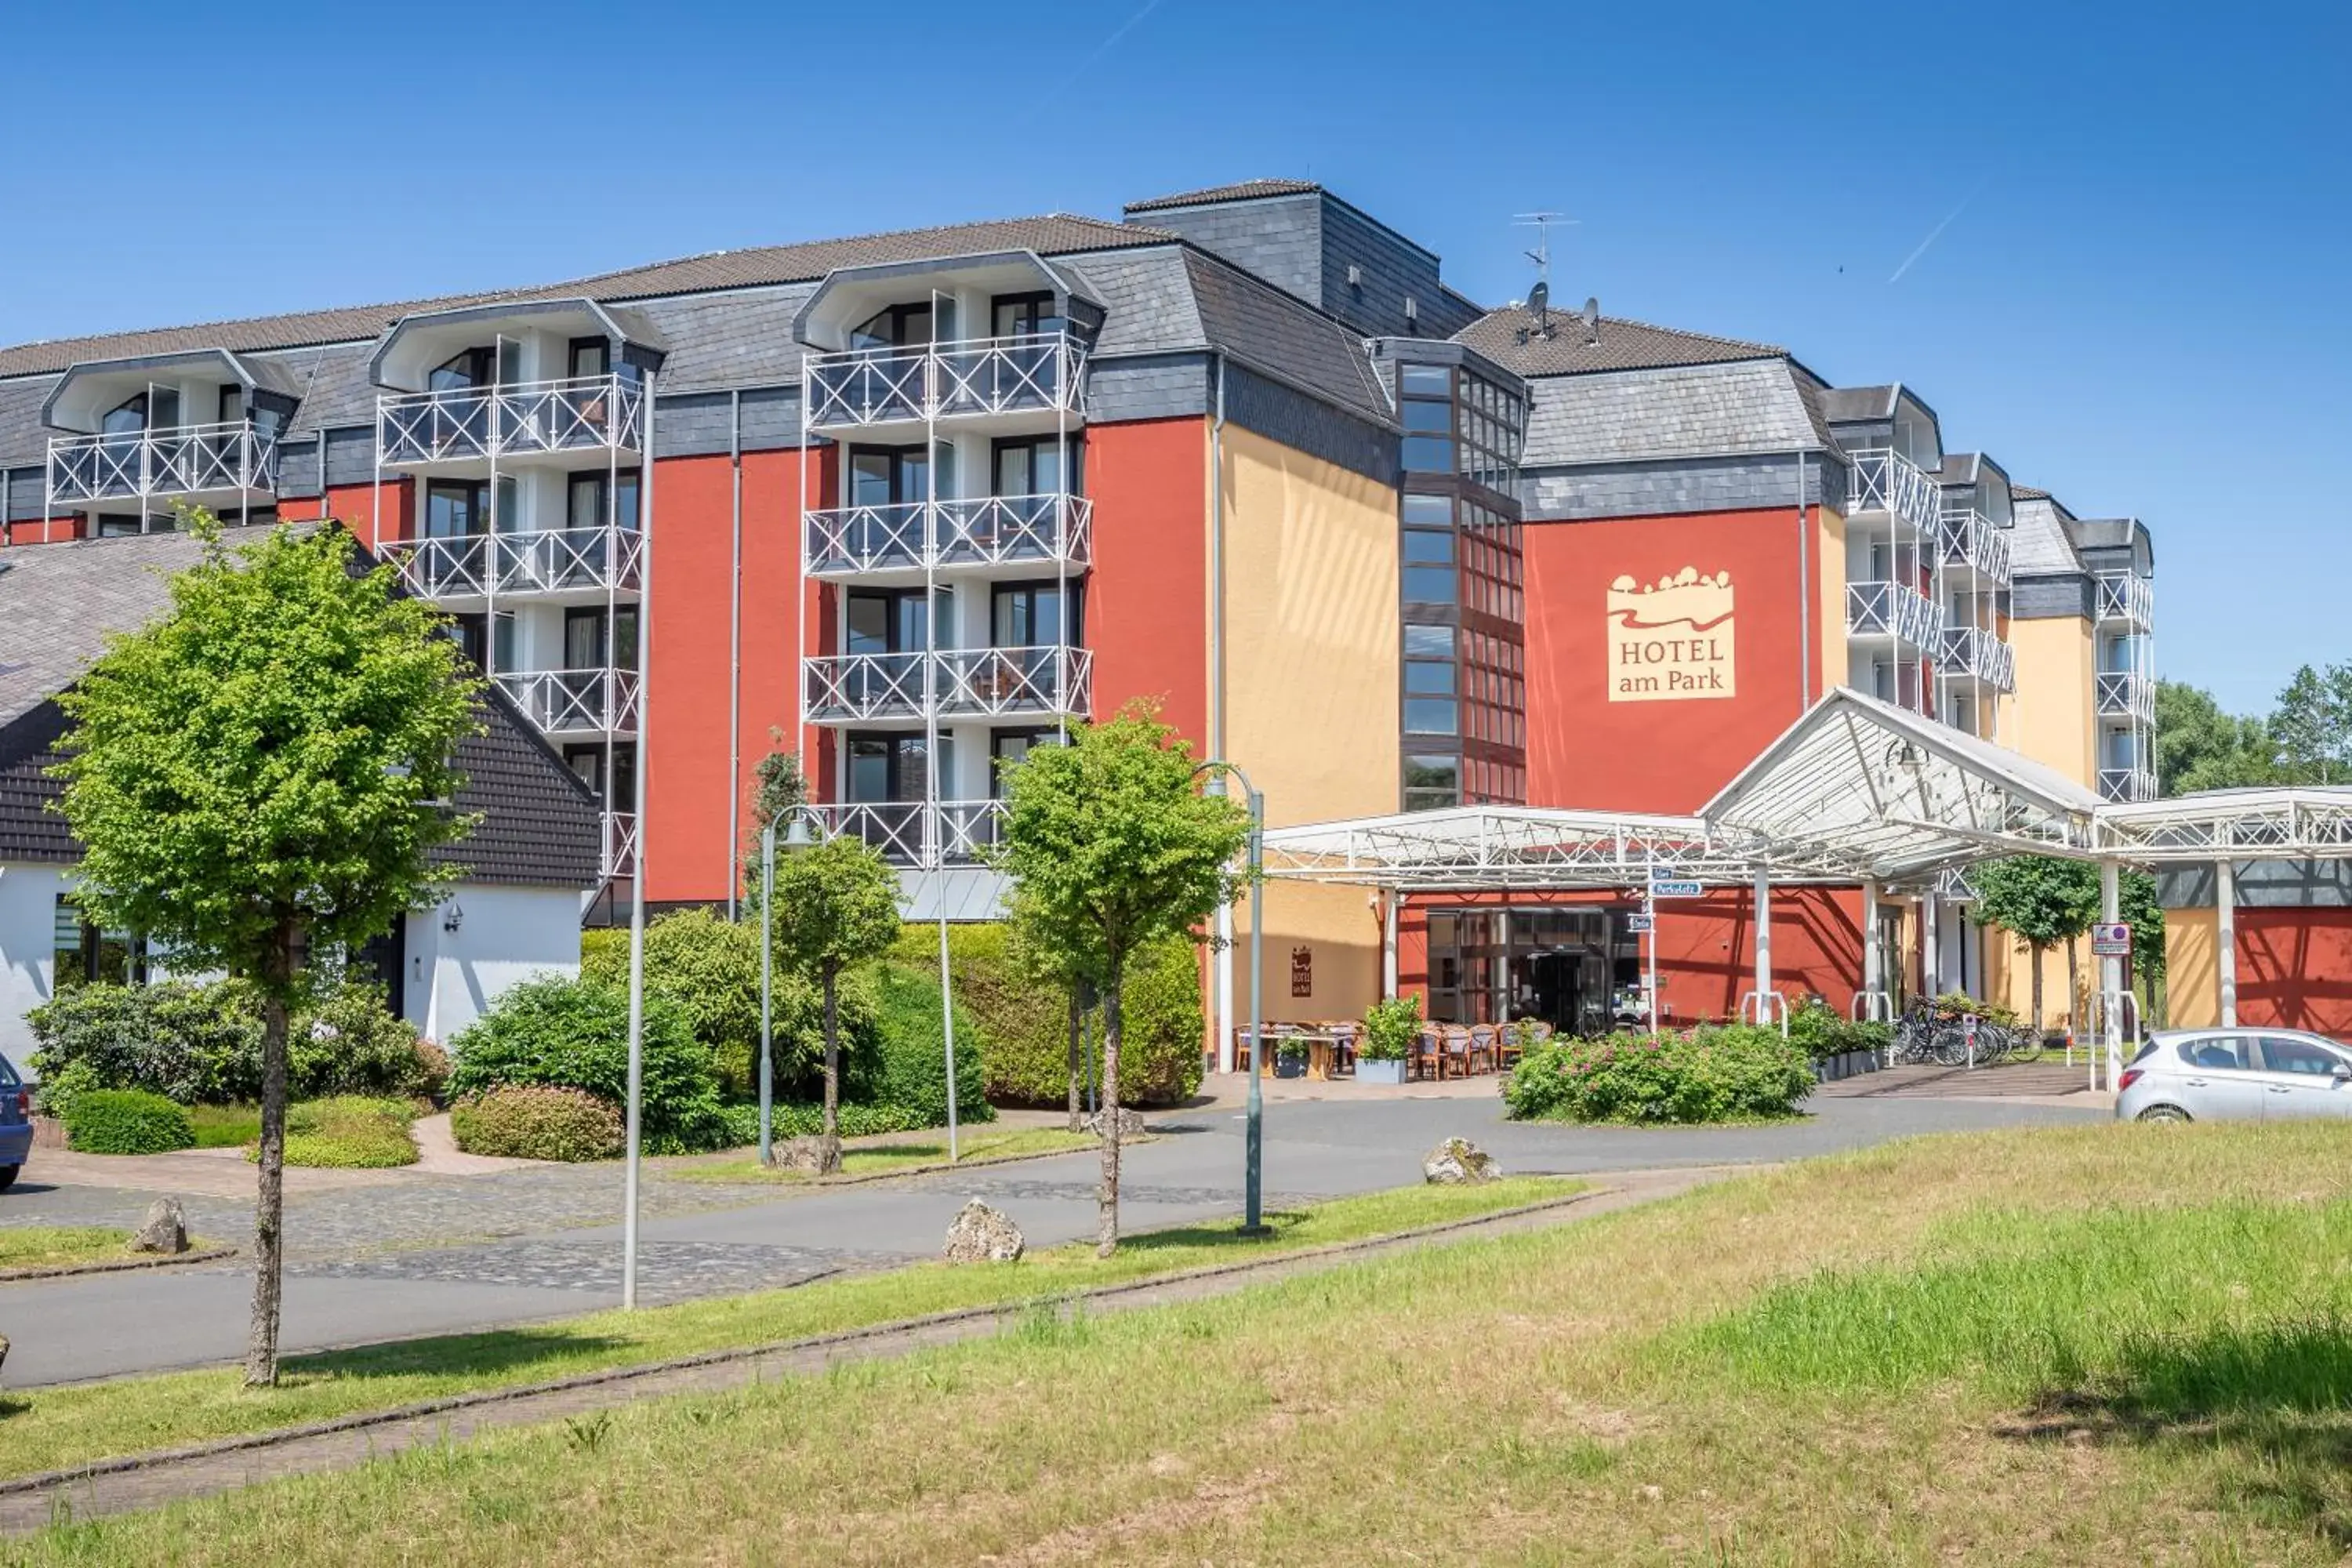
27 979 439 1109
452 1086 624 1162
268 1097 418 1169
1503 1025 1813 1125
1786 1000 1894 1062
62 1089 195 1155
847 963 993 1129
583 912 882 1099
714 1100 927 1147
448 975 730 1154
909 924 1203 1108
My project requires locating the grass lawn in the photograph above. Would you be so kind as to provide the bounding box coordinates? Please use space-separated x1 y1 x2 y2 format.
0 1229 140 1272
0 1176 1576 1491
670 1126 1101 1183
183 1106 258 1150
15 1122 2352 1566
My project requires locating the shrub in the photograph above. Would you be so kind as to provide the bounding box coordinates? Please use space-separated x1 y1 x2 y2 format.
271 1096 418 1169
30 978 437 1105
924 925 1203 1107
452 1085 623 1162
448 974 729 1153
62 1089 195 1155
1930 990 2019 1028
1787 1000 1894 1062
1504 1025 1813 1125
714 1099 925 1148
847 963 993 1128
1360 994 1422 1062
584 913 882 1098
409 1038 452 1102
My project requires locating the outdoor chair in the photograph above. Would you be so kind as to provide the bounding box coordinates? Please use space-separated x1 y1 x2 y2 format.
1467 1024 1499 1074
1325 1022 1359 1076
1414 1025 1444 1081
1443 1026 1474 1078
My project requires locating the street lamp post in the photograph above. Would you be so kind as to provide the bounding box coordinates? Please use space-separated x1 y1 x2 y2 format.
760 811 819 1164
1197 761 1268 1237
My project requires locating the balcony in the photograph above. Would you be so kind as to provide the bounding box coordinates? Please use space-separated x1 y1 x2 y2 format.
804 493 1092 579
392 526 643 603
2095 571 2154 631
1938 506 2013 583
2099 768 2157 804
493 667 641 737
601 811 638 880
377 374 643 467
1846 447 1942 535
1941 626 2016 691
808 800 1005 867
1846 580 1944 652
804 333 1087 433
2096 669 2156 723
802 644 1091 724
48 423 278 510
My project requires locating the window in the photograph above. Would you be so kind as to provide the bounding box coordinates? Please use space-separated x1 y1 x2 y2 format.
1404 698 1457 735
990 728 1058 796
991 292 1065 339
845 734 945 803
430 347 494 393
568 337 610 379
101 393 147 436
992 582 1075 648
847 588 948 654
851 303 935 351
563 608 633 670
848 445 944 506
1403 753 1459 812
426 480 488 540
567 469 641 532
2180 1036 2253 1071
218 385 244 424
2259 1036 2350 1076
53 895 143 989
450 610 517 673
993 435 1081 496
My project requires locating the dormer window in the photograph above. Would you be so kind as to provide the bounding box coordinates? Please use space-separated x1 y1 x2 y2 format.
430 347 494 393
568 337 610 379
991 292 1065 340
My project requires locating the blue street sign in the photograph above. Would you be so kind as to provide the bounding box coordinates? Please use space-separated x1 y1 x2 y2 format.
1625 913 1656 933
1649 880 1703 899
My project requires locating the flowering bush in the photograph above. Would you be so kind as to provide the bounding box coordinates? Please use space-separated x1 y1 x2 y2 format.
1502 1025 1813 1124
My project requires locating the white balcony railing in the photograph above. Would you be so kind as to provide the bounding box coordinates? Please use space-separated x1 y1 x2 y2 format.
1846 580 1945 652
392 525 643 601
806 800 1007 867
601 811 638 880
1940 626 2016 691
1938 506 2013 583
377 374 644 466
2099 768 2157 804
2095 572 2154 630
2096 670 2156 723
805 493 1093 578
804 332 1087 431
1846 447 1942 535
493 667 641 736
47 423 278 508
802 645 1091 724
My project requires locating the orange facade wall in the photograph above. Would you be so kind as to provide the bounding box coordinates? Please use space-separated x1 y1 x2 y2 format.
287 481 412 552
2 517 82 546
1524 506 1821 813
1396 886 1864 1023
2238 909 2352 1040
1083 417 1209 748
646 449 815 906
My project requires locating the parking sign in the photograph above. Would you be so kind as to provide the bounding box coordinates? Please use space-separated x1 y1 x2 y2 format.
2090 921 2132 957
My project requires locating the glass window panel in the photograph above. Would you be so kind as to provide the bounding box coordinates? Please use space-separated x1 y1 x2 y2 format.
1402 435 1454 474
847 593 892 655
1403 399 1452 433
848 737 891 803
1402 530 1455 565
1405 661 1455 696
1403 697 1458 735
1401 365 1450 397
851 451 894 506
1401 493 1452 526
1403 624 1456 658
1403 564 1457 604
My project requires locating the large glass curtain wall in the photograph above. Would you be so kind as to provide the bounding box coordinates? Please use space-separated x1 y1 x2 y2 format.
1423 908 1641 1031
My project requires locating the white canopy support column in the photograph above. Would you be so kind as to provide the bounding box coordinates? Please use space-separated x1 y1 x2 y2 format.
1860 879 1884 1020
2099 859 2124 1088
1381 891 1399 1000
2216 858 2238 1028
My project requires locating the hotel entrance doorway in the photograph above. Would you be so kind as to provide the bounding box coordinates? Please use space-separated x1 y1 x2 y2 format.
1425 907 1642 1034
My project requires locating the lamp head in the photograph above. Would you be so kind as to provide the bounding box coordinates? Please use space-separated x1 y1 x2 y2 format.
781 815 819 853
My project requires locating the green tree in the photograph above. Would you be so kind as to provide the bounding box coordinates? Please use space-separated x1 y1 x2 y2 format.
768 834 902 1169
994 702 1251 1255
2270 662 2352 784
1969 856 2101 1033
2118 869 2165 1014
53 517 477 1385
2154 680 2279 795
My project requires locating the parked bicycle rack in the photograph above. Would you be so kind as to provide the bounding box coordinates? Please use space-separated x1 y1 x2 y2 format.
1848 989 1893 1023
1739 990 1791 1036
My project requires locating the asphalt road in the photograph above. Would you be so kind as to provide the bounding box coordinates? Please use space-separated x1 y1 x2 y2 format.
0 1092 2101 1387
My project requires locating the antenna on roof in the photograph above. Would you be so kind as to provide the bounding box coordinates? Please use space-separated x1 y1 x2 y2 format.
1512 211 1574 342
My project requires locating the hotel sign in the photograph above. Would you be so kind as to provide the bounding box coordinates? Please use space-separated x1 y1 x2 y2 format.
1608 568 1735 702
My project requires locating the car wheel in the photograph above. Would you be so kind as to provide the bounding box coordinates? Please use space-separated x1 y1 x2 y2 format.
0 1165 20 1191
2135 1105 2191 1124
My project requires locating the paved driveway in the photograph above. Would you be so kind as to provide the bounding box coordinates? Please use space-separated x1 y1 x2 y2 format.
0 1091 2103 1387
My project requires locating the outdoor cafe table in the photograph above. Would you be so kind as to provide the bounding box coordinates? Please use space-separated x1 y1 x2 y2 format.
1261 1024 1346 1080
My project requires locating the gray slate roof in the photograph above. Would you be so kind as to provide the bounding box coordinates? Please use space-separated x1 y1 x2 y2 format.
0 528 600 886
1519 358 1831 468
1453 303 1780 378
1124 180 1322 213
0 215 1174 380
2010 495 2086 576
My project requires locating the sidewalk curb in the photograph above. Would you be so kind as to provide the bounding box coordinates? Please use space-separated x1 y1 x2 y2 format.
0 1245 237 1284
673 1133 1159 1190
0 1181 1632 1509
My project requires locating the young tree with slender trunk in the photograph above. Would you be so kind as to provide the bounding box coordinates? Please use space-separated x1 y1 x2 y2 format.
768 833 901 1171
1969 855 2102 1035
53 517 477 1385
995 702 1250 1256
1004 888 1091 1133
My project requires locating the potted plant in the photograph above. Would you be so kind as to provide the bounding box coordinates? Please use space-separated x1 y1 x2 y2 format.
1356 995 1420 1086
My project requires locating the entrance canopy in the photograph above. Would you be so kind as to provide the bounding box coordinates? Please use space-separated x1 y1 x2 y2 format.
1264 688 2105 892
2092 786 2352 862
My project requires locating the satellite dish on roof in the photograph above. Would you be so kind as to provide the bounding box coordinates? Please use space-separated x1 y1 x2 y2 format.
1528 281 1550 336
1581 296 1601 345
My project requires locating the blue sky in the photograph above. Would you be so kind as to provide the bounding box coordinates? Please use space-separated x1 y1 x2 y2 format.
2 0 2343 712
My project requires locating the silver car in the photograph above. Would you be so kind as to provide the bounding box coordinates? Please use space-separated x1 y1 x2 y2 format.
2116 1028 2352 1123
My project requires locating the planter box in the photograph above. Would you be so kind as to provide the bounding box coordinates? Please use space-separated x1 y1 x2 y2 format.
1272 1054 1307 1080
1356 1058 1410 1086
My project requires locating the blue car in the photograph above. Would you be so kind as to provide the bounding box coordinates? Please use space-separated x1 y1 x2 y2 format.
0 1054 32 1188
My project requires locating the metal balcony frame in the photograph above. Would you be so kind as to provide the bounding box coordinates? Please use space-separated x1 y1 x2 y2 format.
376 373 644 466
1846 446 1942 535
601 811 639 880
804 492 1093 577
1940 626 2017 692
1937 504 2013 584
2094 571 2154 631
492 667 641 735
801 645 1092 724
1845 580 1945 652
2095 670 2156 724
2099 768 2158 804
47 422 278 509
391 525 644 601
803 332 1087 431
805 799 1007 868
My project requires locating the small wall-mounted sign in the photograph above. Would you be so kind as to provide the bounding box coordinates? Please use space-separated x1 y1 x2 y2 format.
2090 922 2132 957
1290 945 1312 998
